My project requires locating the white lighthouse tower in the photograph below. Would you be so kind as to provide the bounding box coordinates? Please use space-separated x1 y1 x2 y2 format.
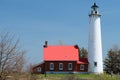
88 3 103 74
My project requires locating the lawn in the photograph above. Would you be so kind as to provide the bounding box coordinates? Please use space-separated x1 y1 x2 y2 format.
6 73 120 80
33 73 120 80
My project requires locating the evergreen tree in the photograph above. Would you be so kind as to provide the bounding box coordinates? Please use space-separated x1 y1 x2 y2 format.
104 46 120 74
80 47 88 58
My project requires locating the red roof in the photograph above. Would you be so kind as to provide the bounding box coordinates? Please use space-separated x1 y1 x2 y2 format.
44 45 79 61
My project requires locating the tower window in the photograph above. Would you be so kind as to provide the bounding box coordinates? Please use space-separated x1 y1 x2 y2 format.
94 62 97 67
95 11 97 14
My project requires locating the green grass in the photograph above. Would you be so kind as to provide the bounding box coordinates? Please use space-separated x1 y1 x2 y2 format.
35 73 120 80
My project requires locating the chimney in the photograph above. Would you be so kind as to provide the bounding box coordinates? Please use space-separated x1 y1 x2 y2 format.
43 41 48 48
74 44 79 49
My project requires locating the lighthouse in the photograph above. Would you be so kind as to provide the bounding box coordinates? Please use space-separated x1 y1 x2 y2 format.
88 3 103 74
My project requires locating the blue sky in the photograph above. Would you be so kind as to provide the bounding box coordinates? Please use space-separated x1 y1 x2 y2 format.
0 0 120 64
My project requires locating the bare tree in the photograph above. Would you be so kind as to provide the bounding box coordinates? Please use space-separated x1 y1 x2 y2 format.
0 32 26 80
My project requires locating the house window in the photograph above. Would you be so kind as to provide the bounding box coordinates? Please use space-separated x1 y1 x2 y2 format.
50 63 54 70
37 67 41 72
59 63 63 70
68 63 72 70
94 62 97 67
80 65 84 70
